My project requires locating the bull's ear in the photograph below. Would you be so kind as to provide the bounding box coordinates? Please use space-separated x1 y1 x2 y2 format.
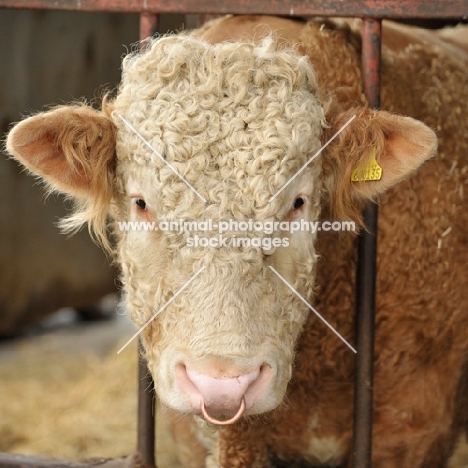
321 108 437 223
6 105 116 199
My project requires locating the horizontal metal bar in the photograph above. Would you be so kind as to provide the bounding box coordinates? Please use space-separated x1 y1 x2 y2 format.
0 0 467 18
0 453 129 468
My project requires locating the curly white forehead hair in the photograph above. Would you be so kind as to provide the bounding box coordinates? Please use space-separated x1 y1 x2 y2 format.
112 34 326 222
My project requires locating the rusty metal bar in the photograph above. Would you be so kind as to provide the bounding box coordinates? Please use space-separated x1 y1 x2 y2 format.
1 0 468 17
136 341 156 468
361 19 382 109
140 12 158 42
351 18 381 468
132 17 159 468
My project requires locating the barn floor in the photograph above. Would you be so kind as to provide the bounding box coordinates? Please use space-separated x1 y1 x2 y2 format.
1 303 467 468
0 300 182 467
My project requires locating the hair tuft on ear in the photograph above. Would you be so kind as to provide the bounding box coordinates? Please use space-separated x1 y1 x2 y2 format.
321 107 437 227
6 103 117 252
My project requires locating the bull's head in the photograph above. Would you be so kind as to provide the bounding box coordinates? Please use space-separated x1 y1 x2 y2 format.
6 35 436 424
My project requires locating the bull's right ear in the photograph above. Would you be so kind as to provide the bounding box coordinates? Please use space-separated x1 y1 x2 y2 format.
6 105 117 200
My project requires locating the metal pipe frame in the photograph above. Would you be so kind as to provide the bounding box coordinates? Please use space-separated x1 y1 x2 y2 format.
136 341 157 468
352 19 381 468
134 20 159 468
0 0 467 18
0 3 467 468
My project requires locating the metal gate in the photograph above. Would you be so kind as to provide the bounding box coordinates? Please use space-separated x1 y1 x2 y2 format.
0 2 467 468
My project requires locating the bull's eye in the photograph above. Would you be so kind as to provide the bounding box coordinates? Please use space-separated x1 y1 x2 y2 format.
292 197 305 211
134 198 147 211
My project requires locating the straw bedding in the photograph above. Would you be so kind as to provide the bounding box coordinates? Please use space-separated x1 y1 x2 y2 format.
0 336 181 467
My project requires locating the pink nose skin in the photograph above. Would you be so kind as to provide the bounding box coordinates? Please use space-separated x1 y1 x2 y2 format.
175 364 272 425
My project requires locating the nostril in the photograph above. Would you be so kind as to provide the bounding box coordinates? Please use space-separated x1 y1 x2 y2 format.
243 364 272 409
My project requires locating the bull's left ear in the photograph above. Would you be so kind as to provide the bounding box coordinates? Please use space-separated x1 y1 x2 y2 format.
6 105 117 199
321 108 437 221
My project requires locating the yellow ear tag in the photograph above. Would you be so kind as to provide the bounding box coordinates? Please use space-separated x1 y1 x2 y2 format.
351 147 383 182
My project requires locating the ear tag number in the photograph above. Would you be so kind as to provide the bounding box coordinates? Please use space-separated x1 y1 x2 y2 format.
351 147 383 182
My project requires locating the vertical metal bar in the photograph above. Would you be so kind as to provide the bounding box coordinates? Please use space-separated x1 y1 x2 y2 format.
361 19 382 109
140 12 159 42
136 340 156 468
135 17 159 468
352 18 381 468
